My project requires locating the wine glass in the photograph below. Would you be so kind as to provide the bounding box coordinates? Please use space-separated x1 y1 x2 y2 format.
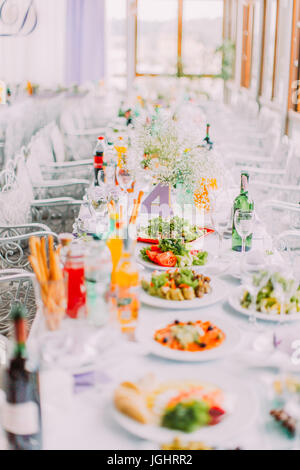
116 166 135 215
86 186 108 221
234 209 255 274
116 166 135 192
210 194 232 258
242 270 269 329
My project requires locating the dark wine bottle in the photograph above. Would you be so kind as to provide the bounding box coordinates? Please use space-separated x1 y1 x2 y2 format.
203 123 213 150
2 303 42 450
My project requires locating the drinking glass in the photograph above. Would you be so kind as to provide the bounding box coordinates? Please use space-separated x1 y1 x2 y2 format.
87 186 108 221
210 196 232 258
241 270 269 329
116 166 135 193
234 209 255 273
116 166 135 213
38 280 67 331
275 274 296 327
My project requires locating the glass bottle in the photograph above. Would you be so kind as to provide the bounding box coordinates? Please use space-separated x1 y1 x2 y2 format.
63 245 87 319
114 228 140 337
203 123 213 150
84 240 112 327
3 304 42 450
232 171 254 252
93 136 105 186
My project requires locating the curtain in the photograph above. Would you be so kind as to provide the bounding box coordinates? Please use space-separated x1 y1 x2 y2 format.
0 0 67 86
66 0 106 85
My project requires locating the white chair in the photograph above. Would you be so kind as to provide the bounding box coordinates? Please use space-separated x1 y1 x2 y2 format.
26 133 89 200
40 123 93 180
0 270 38 336
256 200 300 240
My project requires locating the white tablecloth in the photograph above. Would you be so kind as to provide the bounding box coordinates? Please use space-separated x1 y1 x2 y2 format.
27 228 299 450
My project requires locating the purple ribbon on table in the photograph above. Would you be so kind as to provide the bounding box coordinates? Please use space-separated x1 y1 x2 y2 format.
73 370 112 394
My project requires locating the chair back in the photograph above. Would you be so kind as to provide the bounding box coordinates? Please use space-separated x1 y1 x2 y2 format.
0 270 37 336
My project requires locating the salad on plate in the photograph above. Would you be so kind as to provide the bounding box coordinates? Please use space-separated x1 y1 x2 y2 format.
154 320 226 352
140 238 208 268
240 272 300 316
141 269 211 301
137 216 212 244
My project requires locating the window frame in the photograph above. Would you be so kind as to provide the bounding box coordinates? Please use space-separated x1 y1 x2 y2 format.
258 0 280 100
240 0 254 89
134 0 225 78
288 0 300 112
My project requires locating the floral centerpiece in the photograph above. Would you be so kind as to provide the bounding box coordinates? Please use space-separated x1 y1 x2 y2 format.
132 113 225 211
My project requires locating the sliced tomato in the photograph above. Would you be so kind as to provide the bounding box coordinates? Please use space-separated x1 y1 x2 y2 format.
146 250 158 263
150 245 162 253
155 251 177 267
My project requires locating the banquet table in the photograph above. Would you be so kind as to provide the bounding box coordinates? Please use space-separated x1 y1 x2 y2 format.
25 220 299 451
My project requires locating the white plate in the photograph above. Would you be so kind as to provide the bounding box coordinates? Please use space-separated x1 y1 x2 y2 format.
137 251 213 272
228 286 300 322
111 369 258 445
135 313 241 362
141 276 227 310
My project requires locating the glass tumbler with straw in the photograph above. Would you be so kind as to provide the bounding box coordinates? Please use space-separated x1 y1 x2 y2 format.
234 209 255 275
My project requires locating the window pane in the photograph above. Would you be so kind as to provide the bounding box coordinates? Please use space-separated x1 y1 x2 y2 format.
106 0 127 86
182 0 223 75
136 0 178 74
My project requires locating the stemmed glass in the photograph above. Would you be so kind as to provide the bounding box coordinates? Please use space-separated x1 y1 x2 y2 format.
234 209 255 274
271 270 296 327
86 186 108 222
210 195 232 258
116 166 135 193
116 166 135 216
242 270 269 329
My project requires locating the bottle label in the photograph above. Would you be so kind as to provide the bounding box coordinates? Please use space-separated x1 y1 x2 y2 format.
94 155 103 169
241 174 248 192
2 401 39 435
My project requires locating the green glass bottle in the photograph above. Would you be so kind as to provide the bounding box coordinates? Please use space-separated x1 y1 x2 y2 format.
232 171 254 252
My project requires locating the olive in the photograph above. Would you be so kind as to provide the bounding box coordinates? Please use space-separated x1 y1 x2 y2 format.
199 343 207 348
207 325 214 331
174 320 180 325
162 337 168 343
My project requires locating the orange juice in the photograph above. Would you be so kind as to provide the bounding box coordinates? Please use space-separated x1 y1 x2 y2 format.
115 137 127 167
115 251 140 335
106 236 123 289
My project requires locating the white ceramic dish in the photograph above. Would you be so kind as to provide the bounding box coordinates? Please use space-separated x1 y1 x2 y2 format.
228 286 300 322
111 369 258 445
135 313 241 362
141 276 227 310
